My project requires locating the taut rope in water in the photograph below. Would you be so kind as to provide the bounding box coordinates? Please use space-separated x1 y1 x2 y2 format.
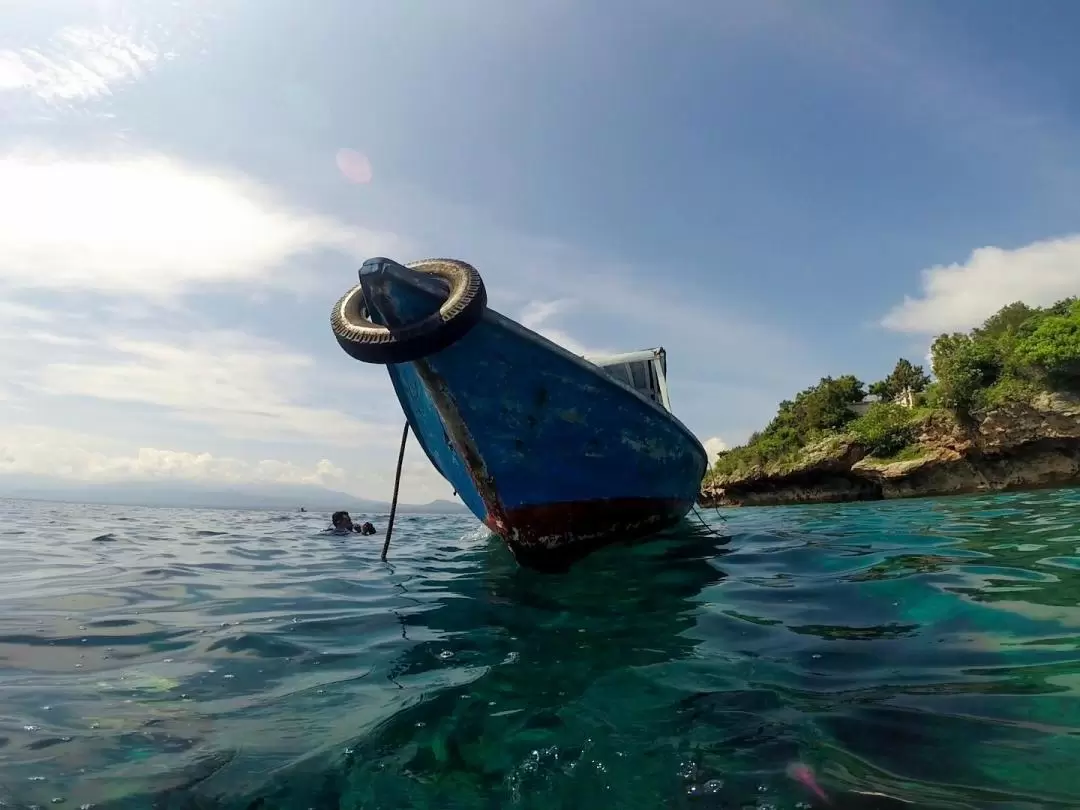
382 422 410 561
691 504 727 539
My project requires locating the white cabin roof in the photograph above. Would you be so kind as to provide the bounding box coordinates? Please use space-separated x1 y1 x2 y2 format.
585 347 665 367
584 347 671 412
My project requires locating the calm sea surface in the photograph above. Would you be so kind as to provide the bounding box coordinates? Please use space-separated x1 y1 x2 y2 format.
3 492 1080 808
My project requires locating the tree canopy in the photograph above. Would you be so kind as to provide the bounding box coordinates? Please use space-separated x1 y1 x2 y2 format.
868 358 931 402
710 297 1080 477
1012 299 1080 385
931 296 1080 414
711 375 866 474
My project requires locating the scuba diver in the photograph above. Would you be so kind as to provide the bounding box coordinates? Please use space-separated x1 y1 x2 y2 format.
330 511 377 536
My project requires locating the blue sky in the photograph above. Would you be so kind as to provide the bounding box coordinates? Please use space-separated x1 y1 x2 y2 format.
1 0 1079 503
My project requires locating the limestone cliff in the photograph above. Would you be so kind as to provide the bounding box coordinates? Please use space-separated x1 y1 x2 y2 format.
700 393 1080 507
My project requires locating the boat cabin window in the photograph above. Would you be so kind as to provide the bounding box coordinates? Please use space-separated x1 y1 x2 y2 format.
591 355 669 410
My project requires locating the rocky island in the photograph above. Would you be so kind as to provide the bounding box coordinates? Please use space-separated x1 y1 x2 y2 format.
701 299 1080 507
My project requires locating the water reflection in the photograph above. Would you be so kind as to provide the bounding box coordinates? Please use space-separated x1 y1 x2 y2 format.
198 525 732 809
6 491 1080 808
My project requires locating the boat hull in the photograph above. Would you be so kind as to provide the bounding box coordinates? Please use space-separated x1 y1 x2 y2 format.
358 262 708 571
497 496 696 570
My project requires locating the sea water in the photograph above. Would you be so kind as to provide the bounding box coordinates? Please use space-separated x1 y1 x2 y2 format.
2 491 1080 808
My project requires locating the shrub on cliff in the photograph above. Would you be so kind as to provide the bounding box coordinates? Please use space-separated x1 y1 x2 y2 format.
1013 300 1080 389
973 301 1039 351
770 375 865 441
848 402 918 457
709 375 866 478
982 376 1042 408
869 358 931 402
710 428 801 477
924 298 1080 417
930 333 1000 417
708 298 1080 485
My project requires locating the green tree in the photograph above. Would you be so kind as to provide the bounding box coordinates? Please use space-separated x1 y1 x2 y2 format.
930 332 999 416
710 376 865 476
1047 297 1078 317
1014 300 1080 388
973 301 1037 342
972 301 1042 379
768 375 865 441
711 297 1080 483
869 358 931 402
848 402 918 457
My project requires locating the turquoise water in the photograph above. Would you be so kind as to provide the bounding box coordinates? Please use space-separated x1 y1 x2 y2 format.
3 492 1080 808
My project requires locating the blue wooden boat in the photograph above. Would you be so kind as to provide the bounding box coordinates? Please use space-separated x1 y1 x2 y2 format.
331 257 708 571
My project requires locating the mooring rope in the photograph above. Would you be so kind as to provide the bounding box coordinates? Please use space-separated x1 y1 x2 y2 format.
381 422 411 561
691 503 727 539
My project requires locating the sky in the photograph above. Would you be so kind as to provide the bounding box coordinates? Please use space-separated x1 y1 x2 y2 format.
2 0 1080 504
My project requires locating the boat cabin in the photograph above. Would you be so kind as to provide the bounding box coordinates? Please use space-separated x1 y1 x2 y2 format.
585 348 672 412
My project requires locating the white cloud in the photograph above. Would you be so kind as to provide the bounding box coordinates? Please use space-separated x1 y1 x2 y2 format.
0 150 403 300
0 424 455 503
31 329 392 447
703 436 728 465
0 145 441 502
0 25 158 102
520 299 571 329
23 330 89 347
881 234 1080 334
0 424 347 488
0 300 54 323
518 298 612 356
0 119 800 506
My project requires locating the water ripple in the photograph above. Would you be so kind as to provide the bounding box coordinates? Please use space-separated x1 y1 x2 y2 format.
3 492 1080 807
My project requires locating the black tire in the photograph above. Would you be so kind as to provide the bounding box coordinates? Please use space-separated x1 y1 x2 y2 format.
330 258 487 365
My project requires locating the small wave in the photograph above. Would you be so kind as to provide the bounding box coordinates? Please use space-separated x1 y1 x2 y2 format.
1 494 1079 807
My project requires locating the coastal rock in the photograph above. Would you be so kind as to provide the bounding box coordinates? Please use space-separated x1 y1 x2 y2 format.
974 392 1080 450
701 397 1080 507
705 434 867 487
700 474 880 508
701 435 876 507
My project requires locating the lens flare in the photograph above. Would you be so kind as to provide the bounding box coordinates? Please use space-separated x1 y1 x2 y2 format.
335 148 372 184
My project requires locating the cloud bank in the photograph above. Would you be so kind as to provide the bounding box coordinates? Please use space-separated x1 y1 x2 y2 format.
703 436 728 466
0 151 402 300
0 425 348 488
882 234 1080 334
0 25 158 103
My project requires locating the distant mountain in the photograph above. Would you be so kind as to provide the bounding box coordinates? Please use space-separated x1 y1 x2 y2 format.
0 475 469 514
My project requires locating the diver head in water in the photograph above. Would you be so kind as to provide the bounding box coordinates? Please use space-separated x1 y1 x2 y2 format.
331 510 354 532
331 512 377 536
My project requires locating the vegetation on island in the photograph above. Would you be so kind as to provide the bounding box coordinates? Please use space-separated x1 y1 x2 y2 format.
709 298 1080 479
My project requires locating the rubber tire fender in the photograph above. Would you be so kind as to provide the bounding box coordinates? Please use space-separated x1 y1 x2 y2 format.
330 258 487 365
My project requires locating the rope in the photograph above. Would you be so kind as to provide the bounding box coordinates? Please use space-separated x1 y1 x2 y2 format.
381 422 410 561
691 504 727 539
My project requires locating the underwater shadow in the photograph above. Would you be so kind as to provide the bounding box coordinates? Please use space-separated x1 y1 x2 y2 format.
123 523 732 809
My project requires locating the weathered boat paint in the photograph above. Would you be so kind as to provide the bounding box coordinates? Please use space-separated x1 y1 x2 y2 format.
411 358 511 537
500 496 695 570
358 260 708 571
